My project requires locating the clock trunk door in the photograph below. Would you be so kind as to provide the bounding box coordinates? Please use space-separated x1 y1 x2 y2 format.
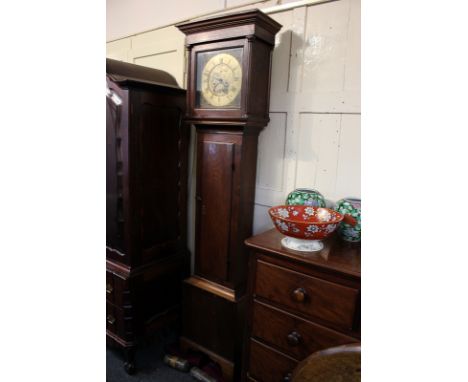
195 132 242 284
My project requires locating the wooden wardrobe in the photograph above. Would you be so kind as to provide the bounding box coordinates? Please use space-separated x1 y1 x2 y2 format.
106 59 190 374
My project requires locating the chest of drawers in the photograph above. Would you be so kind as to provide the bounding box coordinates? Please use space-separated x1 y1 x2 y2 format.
243 229 360 382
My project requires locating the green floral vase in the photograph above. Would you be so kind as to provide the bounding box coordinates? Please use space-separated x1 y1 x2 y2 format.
285 188 326 208
334 198 361 242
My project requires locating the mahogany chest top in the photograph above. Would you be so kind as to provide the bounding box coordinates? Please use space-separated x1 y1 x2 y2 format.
245 229 361 279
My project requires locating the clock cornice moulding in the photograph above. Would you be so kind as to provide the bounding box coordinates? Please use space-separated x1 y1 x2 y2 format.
177 9 281 46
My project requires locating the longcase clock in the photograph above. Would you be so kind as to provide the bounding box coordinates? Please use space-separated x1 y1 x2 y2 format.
177 10 281 381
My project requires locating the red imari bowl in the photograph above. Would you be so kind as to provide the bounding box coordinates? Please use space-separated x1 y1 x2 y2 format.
268 205 344 241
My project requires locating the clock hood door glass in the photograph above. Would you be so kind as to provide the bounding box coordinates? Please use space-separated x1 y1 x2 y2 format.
196 48 243 109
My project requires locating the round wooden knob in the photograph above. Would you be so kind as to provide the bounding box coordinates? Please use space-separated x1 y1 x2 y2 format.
292 287 307 302
283 372 292 382
106 283 113 294
107 314 116 325
287 331 302 346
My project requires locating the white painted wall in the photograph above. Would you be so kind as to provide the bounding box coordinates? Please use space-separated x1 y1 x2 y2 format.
253 0 360 234
106 0 283 42
107 0 361 243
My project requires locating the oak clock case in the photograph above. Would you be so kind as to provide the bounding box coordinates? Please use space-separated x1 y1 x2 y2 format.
177 10 282 382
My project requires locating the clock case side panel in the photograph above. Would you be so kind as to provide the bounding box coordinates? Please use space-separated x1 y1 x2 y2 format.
230 129 259 295
245 38 274 123
128 85 189 267
187 39 250 123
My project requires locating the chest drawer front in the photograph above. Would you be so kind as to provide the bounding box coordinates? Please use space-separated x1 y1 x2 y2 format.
249 339 297 382
254 260 358 330
252 300 357 360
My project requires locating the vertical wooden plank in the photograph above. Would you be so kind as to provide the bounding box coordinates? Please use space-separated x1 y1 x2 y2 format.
252 204 274 235
295 113 341 196
302 0 350 93
344 0 361 96
107 0 226 42
256 112 287 191
133 52 183 86
269 11 294 100
281 6 308 213
254 8 298 227
130 26 186 87
334 114 360 200
287 6 307 94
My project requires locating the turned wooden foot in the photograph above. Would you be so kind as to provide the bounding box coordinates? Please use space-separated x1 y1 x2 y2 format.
124 348 136 375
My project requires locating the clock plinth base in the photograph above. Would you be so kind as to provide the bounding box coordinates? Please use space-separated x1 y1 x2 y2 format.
181 276 247 382
180 336 234 382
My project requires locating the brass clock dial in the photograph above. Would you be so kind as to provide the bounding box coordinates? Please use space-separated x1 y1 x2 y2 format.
201 53 242 107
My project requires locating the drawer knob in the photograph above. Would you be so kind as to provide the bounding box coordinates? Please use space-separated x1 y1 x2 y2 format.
287 331 302 346
106 283 113 294
283 372 292 382
292 287 307 302
107 314 116 325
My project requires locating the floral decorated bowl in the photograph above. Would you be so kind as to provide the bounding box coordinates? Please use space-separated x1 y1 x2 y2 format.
268 205 344 252
334 198 361 242
285 188 326 208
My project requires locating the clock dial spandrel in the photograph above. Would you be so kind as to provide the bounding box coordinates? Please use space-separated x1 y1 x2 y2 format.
196 48 243 109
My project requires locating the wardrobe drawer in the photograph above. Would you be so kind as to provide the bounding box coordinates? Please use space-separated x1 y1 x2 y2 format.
252 300 357 360
254 260 359 330
106 270 128 307
106 302 132 339
106 271 115 304
248 339 297 382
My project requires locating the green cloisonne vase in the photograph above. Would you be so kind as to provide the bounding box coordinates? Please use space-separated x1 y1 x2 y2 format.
334 198 361 242
285 188 326 208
